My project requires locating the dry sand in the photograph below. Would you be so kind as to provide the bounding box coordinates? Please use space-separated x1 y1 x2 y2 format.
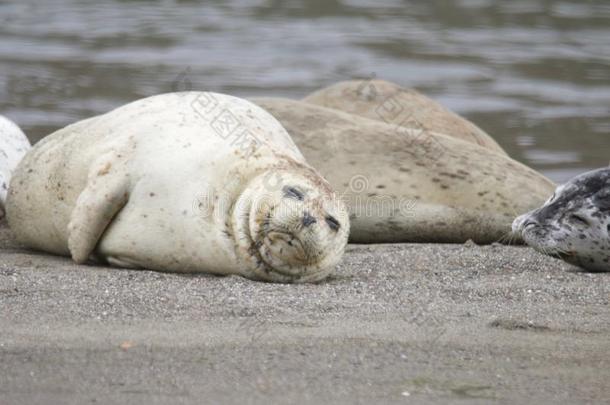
0 220 608 404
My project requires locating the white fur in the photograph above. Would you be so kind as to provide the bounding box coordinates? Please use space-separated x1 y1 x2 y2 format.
6 93 348 282
0 115 31 217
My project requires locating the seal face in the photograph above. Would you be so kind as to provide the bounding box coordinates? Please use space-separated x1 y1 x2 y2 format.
512 168 610 271
231 170 349 282
6 92 349 283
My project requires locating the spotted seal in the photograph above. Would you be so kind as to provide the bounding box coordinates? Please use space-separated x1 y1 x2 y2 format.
512 168 610 271
302 79 507 155
251 97 555 244
6 92 349 282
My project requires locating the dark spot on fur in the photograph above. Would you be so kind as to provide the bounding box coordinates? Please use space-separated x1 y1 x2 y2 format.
439 171 466 180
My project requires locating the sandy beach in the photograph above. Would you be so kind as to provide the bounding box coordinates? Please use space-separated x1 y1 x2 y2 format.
0 220 608 404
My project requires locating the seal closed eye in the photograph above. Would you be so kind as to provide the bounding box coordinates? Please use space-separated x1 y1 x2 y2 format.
283 186 304 201
326 215 340 231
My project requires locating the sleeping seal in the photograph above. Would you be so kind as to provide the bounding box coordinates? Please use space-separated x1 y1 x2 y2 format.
302 79 507 155
6 92 349 283
251 97 555 244
513 168 610 271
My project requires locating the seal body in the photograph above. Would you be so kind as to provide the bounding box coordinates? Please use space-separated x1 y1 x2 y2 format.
303 79 507 155
513 168 610 271
251 97 555 244
7 92 349 282
0 115 31 218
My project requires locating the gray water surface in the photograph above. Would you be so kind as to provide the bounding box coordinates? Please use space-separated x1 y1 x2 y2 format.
1 0 609 182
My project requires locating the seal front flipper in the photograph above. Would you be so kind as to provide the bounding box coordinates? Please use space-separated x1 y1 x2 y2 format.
68 153 130 264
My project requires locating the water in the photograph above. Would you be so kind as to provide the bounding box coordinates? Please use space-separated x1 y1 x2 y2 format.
0 0 608 183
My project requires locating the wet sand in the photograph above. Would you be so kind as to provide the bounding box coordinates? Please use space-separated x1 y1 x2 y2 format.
0 220 608 404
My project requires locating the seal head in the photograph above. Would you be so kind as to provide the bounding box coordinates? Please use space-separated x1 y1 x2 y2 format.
512 168 610 271
232 169 349 282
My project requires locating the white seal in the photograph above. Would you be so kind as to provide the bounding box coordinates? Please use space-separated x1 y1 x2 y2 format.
0 115 31 218
513 167 610 271
6 92 349 283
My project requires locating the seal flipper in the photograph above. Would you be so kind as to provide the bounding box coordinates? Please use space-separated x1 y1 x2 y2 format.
68 154 130 264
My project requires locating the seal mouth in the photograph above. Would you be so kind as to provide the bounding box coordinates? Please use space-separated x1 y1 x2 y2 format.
263 231 307 262
556 251 576 259
254 208 323 277
251 232 330 282
521 225 577 260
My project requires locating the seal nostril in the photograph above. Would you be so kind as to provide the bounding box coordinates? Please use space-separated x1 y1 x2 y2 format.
523 219 538 229
325 215 340 231
302 212 317 227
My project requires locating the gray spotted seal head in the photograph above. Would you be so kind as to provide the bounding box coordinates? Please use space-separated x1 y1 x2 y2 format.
512 168 610 271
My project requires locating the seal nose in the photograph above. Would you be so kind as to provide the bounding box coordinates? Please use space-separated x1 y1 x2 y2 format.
522 219 538 229
302 212 317 227
523 218 537 227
